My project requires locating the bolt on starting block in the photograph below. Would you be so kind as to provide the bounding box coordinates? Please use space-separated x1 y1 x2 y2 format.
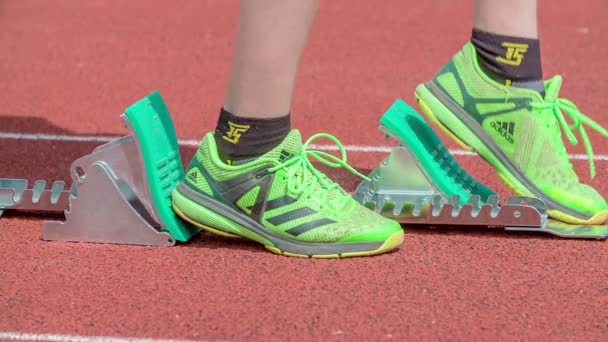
0 91 200 246
354 99 608 239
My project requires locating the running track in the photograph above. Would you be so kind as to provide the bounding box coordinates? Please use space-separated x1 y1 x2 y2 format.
1 1 608 340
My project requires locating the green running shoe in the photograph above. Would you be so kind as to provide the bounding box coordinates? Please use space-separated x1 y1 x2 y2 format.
415 42 608 225
172 130 403 258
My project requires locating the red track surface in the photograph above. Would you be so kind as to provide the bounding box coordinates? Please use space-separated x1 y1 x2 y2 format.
1 1 608 340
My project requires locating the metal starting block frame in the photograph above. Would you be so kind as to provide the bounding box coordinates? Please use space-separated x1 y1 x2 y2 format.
354 99 608 239
0 91 200 246
355 145 548 228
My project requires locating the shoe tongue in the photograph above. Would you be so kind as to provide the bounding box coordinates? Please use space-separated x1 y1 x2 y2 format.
543 75 563 102
260 129 350 210
260 129 303 162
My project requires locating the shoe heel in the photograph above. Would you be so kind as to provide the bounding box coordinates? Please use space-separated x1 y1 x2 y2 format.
172 205 242 239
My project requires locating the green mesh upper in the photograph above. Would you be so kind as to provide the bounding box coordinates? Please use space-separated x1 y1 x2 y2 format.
432 42 607 213
436 72 464 106
236 186 259 214
185 166 212 196
184 130 400 243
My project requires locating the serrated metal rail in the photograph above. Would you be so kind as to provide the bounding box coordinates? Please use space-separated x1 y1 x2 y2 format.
367 194 547 228
0 179 71 217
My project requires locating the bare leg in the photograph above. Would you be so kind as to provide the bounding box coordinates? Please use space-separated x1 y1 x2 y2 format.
224 0 319 118
213 0 318 163
474 0 538 38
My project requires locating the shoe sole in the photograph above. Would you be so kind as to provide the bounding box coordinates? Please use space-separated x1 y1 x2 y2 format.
172 183 404 258
415 82 608 225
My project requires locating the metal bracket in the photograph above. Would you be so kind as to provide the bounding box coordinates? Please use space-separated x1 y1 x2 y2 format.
0 91 199 246
42 132 176 246
355 145 547 228
0 137 175 246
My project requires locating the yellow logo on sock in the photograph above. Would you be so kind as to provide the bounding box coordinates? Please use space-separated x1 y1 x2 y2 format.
496 42 528 66
222 121 250 144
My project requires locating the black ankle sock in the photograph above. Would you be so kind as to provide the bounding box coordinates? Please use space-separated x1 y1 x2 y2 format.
471 28 544 95
214 107 290 164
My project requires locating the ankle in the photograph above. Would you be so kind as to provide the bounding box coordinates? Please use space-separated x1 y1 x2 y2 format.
471 28 544 95
214 107 290 165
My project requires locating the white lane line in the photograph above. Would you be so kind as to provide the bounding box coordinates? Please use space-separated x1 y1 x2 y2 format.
0 132 120 143
0 331 202 342
0 131 607 161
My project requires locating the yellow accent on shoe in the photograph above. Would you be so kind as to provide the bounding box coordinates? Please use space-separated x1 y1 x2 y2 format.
416 94 473 152
173 205 242 239
265 231 404 259
175 203 404 258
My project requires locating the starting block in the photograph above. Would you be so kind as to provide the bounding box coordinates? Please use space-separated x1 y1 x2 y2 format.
0 91 200 246
355 99 608 239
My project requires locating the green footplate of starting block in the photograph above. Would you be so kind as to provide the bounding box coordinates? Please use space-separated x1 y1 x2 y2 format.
123 91 200 242
379 99 495 204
